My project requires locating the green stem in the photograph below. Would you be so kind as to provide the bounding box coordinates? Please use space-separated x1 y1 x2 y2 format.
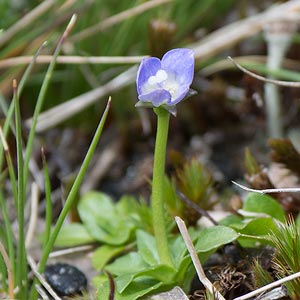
151 107 173 267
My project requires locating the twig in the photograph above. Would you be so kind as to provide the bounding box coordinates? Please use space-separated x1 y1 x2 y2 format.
232 180 300 194
176 190 218 226
25 183 39 248
70 0 173 42
228 56 300 87
27 255 62 300
0 0 54 48
233 271 300 300
0 55 147 69
175 216 226 300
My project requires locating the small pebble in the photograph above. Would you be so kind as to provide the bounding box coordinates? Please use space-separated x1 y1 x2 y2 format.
45 263 87 296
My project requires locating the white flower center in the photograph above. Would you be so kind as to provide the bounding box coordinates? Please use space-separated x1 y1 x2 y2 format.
148 70 168 85
142 69 180 103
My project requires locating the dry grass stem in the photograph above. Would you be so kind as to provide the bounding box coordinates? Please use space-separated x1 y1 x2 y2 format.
175 216 226 300
233 271 300 300
0 55 147 69
25 183 39 249
49 245 94 258
232 180 300 194
35 284 50 300
0 241 15 299
0 0 55 48
200 55 300 77
26 66 137 132
71 0 173 42
191 1 300 61
228 56 300 87
61 14 77 43
27 255 62 300
0 127 9 151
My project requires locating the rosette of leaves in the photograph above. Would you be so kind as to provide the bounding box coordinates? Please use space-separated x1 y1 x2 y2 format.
96 226 239 300
55 192 154 269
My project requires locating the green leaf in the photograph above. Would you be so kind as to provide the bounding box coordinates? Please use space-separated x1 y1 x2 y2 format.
105 252 148 276
78 191 135 245
169 235 188 269
104 246 176 295
136 230 159 266
238 217 276 247
243 193 285 222
219 214 243 227
97 277 164 300
91 245 126 270
116 265 176 294
53 223 96 247
194 225 238 252
116 195 140 215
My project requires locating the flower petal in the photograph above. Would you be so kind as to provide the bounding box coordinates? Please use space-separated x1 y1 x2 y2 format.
136 57 161 95
166 86 190 105
138 89 171 107
161 48 194 86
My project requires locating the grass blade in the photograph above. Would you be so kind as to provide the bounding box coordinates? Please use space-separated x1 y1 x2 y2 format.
23 14 77 192
29 97 111 299
13 78 28 298
0 41 47 175
41 147 52 247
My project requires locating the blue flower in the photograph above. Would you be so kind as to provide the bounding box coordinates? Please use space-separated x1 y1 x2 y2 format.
136 48 194 113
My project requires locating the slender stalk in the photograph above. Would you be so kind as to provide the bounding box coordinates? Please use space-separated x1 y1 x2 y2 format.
151 107 173 267
14 78 28 298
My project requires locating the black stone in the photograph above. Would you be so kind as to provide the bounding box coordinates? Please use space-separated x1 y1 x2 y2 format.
44 263 87 296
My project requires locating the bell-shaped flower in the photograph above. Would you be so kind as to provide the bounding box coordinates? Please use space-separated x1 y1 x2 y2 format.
136 48 194 115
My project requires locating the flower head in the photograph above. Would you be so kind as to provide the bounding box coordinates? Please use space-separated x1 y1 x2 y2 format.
136 48 194 114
